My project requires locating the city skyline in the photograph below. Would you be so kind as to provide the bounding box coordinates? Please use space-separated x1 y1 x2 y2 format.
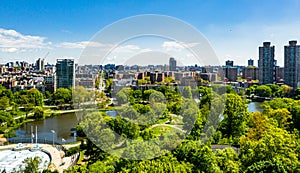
1 0 300 66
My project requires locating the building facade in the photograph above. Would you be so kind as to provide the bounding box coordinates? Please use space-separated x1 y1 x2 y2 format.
242 67 258 80
248 59 254 66
224 67 238 82
225 60 234 67
169 57 177 71
258 42 276 84
284 40 300 88
36 58 44 71
56 59 75 89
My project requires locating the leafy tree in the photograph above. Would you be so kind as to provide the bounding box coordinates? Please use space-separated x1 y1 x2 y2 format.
264 98 293 110
0 85 12 99
164 77 175 83
64 165 88 173
266 84 284 97
88 160 115 173
28 88 44 106
0 96 10 110
244 112 269 141
267 108 292 129
281 84 293 97
219 94 248 139
157 85 167 95
294 88 300 100
132 90 142 102
133 104 150 114
121 140 161 160
198 86 212 108
53 88 72 106
120 106 139 120
80 112 115 151
33 106 44 120
44 91 52 100
174 141 221 173
73 86 91 108
244 158 288 173
143 89 156 100
289 101 300 131
116 91 128 105
240 125 300 172
12 156 45 173
215 148 241 173
105 78 113 94
182 86 192 98
182 99 198 131
167 101 181 115
245 85 256 96
120 153 192 172
255 85 272 97
226 85 235 94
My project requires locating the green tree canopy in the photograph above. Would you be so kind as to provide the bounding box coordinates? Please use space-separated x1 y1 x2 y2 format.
255 85 272 97
219 93 248 139
28 88 44 106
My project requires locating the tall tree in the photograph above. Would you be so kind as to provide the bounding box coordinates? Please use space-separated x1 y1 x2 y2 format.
219 94 248 139
240 125 300 172
255 85 272 97
0 96 9 110
28 88 44 106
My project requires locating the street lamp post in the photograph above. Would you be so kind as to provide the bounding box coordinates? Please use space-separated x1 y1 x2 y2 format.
51 130 55 146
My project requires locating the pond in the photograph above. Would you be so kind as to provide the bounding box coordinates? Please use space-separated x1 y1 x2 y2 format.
9 110 118 144
248 102 264 113
10 112 80 144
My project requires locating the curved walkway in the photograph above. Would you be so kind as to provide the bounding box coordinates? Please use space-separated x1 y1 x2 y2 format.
150 123 185 133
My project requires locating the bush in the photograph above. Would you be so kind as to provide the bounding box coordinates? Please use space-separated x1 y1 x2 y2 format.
65 146 81 156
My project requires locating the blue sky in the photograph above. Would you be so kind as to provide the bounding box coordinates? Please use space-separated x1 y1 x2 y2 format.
1 0 300 66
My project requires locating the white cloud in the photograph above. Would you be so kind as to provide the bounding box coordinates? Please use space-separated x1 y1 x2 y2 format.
57 41 151 55
112 44 143 53
162 41 199 51
0 28 49 53
57 41 106 49
0 48 18 53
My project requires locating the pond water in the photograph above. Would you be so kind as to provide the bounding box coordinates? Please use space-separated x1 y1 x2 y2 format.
10 110 118 144
10 112 80 144
248 102 264 112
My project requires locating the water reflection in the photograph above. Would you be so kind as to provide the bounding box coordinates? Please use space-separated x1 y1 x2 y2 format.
248 102 264 112
10 111 118 144
10 113 79 144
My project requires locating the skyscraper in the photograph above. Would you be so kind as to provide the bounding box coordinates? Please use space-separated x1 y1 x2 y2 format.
248 59 254 66
169 57 177 71
36 58 44 71
284 40 300 88
225 60 234 67
258 42 276 84
56 59 75 89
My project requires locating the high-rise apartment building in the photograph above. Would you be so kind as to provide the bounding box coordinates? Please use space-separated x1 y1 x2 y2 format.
223 67 238 82
36 58 44 71
56 59 75 89
258 42 276 84
169 57 177 71
225 60 234 67
284 40 300 88
248 59 254 66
